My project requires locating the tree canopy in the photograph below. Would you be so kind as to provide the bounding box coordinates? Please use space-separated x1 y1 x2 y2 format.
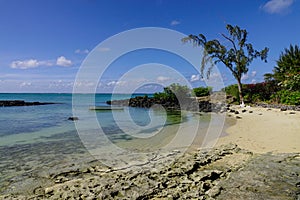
270 44 300 91
182 24 269 105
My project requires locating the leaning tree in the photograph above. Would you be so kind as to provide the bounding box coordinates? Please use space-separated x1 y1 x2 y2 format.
182 24 269 105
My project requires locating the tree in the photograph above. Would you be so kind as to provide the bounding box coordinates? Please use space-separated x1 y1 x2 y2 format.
182 24 269 105
269 44 300 91
193 86 212 97
153 83 190 103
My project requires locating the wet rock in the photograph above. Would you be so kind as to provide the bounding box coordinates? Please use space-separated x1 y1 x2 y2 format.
0 100 56 107
234 111 239 114
236 116 242 119
68 117 79 121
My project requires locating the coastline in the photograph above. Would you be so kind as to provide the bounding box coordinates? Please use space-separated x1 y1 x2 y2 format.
1 104 300 199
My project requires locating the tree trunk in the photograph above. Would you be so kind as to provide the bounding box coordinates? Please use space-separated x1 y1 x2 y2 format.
237 78 244 106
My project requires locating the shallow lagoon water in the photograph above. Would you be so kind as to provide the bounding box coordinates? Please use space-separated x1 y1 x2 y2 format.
0 93 215 195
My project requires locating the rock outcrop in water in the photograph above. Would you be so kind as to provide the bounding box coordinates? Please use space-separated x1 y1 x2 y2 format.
0 100 56 107
107 95 227 113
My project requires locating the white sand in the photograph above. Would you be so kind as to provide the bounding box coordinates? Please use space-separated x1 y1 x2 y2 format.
216 106 300 153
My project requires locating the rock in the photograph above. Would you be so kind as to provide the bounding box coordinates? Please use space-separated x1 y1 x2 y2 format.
0 100 56 107
242 109 247 113
236 116 242 119
249 111 253 113
45 187 54 194
68 117 79 121
206 186 222 197
234 111 239 114
289 112 296 114
281 107 287 111
3 144 300 200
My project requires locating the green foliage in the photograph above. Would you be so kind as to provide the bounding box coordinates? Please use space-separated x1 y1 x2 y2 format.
192 86 212 97
273 90 300 105
153 83 190 102
224 81 279 103
224 84 240 102
243 81 279 103
263 44 300 105
274 45 300 85
266 44 300 91
182 24 269 104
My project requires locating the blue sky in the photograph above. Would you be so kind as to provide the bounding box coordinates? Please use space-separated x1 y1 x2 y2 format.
0 0 299 93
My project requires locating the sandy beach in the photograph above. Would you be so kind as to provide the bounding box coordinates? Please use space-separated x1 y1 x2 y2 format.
217 105 300 153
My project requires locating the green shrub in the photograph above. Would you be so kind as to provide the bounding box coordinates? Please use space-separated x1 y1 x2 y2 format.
192 86 212 97
274 90 300 105
153 83 190 102
224 84 240 102
224 81 279 103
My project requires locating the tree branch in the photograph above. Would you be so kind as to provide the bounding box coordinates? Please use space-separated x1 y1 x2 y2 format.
221 33 238 53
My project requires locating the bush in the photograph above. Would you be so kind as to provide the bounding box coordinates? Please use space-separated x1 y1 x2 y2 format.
273 90 300 105
153 83 190 102
224 81 279 103
224 84 240 102
243 81 279 103
192 87 212 97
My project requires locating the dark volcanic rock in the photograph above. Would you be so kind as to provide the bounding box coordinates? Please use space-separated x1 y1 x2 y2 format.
281 107 288 111
256 103 300 111
107 96 223 112
68 117 79 121
0 100 56 107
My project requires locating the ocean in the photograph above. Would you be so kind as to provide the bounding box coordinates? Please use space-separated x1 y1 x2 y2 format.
0 93 222 195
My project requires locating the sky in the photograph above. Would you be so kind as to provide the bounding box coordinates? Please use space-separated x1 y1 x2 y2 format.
0 0 299 93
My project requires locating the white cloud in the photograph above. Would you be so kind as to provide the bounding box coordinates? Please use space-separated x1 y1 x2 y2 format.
98 47 111 52
20 82 32 87
241 71 256 81
157 76 170 82
106 81 126 86
11 59 39 69
261 0 294 14
251 79 257 84
170 20 180 26
241 74 249 81
56 56 72 67
190 74 201 82
11 56 72 69
75 49 89 54
10 59 53 69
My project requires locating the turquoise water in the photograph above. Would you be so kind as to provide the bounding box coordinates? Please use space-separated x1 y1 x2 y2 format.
0 93 152 143
0 93 215 195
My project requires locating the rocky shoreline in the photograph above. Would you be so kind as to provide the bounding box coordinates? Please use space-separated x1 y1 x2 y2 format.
0 100 56 107
107 95 226 113
255 102 300 111
1 144 299 199
107 95 300 113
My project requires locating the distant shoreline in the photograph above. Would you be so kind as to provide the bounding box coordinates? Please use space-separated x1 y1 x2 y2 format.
0 100 57 107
